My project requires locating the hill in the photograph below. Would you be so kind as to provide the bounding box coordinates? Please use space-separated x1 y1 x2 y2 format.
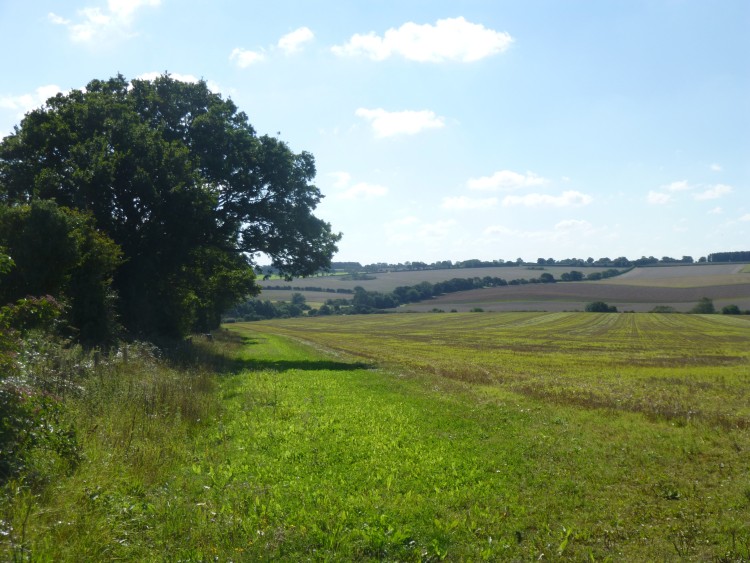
258 263 750 313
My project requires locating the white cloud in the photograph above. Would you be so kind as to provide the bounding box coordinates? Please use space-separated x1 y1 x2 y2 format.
441 196 498 210
385 216 456 244
339 182 389 200
739 213 750 222
710 163 722 172
230 48 265 68
49 0 160 44
329 171 352 189
502 190 593 207
709 206 723 215
554 219 593 233
327 171 388 201
0 85 64 117
467 170 548 191
355 108 445 137
663 180 691 192
278 27 314 54
647 190 673 204
484 219 595 240
694 184 733 200
333 17 513 62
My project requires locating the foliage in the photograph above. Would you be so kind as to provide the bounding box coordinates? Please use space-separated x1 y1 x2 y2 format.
690 297 715 314
0 73 340 338
0 201 121 345
225 295 309 321
650 305 676 313
721 304 741 315
0 336 221 560
585 301 618 312
0 378 79 486
708 250 750 262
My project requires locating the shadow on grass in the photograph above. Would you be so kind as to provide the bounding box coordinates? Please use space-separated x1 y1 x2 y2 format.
217 357 373 374
162 331 373 375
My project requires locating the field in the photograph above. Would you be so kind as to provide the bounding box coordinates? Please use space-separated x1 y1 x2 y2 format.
4 313 749 560
258 263 750 312
225 313 750 559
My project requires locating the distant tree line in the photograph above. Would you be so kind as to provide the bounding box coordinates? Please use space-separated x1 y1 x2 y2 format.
256 251 750 277
263 285 354 295
707 251 750 262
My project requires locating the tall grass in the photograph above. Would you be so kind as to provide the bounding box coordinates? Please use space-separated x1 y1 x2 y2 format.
0 334 222 561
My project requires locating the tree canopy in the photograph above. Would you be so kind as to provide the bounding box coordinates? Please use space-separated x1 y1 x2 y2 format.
0 74 340 339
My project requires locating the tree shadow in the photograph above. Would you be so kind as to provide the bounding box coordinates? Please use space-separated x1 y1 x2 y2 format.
219 357 374 374
162 331 373 375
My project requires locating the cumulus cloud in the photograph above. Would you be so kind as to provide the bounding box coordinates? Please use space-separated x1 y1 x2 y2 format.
329 171 352 189
332 17 513 62
484 219 594 240
554 219 593 233
355 108 445 137
694 184 733 200
441 196 498 210
467 170 548 191
49 0 160 43
0 85 64 116
502 190 592 207
278 27 314 54
230 48 265 68
385 216 457 244
663 180 691 192
327 171 388 201
647 190 673 204
339 182 389 200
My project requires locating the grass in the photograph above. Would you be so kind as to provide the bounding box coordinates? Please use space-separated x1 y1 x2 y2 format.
3 313 750 560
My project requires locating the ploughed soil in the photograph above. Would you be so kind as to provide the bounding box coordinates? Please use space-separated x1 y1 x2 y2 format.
402 281 750 312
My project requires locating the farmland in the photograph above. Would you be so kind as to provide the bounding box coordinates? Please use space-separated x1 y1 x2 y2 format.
257 263 750 312
3 313 749 560
219 312 750 560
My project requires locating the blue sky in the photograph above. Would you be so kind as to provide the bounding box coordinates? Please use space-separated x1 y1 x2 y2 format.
1 0 748 264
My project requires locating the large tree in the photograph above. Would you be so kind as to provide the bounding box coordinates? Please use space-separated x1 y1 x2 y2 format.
0 74 340 337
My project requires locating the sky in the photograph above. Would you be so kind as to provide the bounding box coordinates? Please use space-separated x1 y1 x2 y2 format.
1 0 748 265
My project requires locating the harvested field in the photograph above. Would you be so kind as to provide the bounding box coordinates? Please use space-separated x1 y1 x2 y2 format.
403 280 750 312
258 265 622 294
601 263 750 287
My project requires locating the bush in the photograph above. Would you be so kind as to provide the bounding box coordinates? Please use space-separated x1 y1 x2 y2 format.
585 301 618 312
690 297 715 314
721 304 741 315
650 306 676 313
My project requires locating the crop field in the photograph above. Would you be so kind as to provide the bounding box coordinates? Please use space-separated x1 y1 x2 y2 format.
222 312 750 560
404 281 750 312
601 264 750 288
244 313 750 427
258 265 624 294
7 314 748 560
257 263 750 313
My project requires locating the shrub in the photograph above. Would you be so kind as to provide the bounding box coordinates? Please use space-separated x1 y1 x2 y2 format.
585 301 618 312
651 305 676 313
690 297 715 314
721 304 741 315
